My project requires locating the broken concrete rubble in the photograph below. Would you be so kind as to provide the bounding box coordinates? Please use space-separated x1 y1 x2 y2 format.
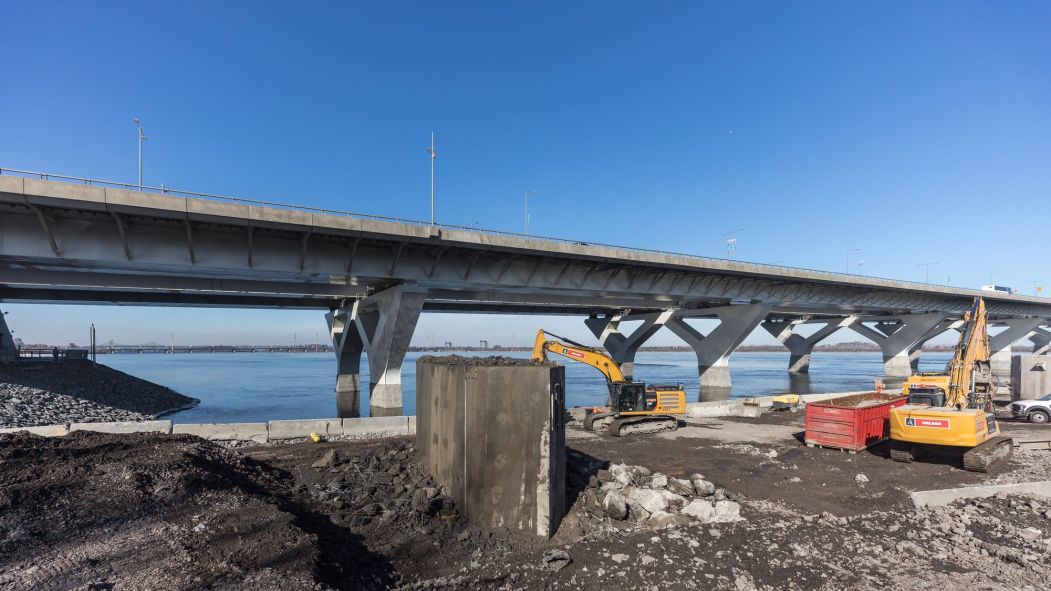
571 456 743 531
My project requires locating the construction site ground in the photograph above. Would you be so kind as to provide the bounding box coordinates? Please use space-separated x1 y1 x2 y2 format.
1 411 1049 590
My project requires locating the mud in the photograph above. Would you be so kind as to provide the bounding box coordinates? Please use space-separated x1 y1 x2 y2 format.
1 411 1049 590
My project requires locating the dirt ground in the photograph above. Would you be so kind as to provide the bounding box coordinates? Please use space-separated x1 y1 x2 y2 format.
1 412 1049 590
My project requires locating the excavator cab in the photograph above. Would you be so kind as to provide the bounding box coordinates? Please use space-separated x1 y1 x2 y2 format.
613 382 649 413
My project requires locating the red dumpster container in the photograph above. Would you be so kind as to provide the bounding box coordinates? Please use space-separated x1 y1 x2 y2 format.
804 392 907 452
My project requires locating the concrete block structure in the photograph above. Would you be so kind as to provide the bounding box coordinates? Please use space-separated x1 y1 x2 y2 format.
342 416 412 436
69 420 172 434
1012 354 1051 400
0 424 69 436
172 422 268 442
416 356 566 538
267 418 343 440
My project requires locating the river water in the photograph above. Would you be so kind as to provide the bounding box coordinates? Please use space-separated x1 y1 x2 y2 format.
102 351 953 423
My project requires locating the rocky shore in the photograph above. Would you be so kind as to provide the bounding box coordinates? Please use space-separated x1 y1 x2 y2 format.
0 360 197 428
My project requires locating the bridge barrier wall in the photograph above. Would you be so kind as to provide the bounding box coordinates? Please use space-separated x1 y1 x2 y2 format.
267 418 346 440
684 391 899 418
173 422 269 443
0 416 416 442
70 420 173 434
343 416 412 436
0 424 69 436
416 357 566 538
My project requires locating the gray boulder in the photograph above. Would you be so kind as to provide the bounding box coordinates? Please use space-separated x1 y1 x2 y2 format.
667 477 694 496
682 499 716 522
602 491 629 520
691 477 716 497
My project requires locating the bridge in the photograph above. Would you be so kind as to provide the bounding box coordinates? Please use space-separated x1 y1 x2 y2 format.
2 169 1050 414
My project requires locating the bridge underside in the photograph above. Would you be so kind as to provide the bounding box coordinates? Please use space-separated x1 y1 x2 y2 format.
3 175 1050 414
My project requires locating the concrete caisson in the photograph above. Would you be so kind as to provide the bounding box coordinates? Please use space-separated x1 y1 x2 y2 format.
1012 354 1051 400
416 356 566 538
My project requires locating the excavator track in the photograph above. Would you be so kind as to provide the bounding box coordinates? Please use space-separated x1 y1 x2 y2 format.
583 412 614 432
608 415 678 437
962 436 1013 473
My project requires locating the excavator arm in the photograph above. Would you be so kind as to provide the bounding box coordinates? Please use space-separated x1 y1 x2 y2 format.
531 329 626 383
945 297 993 408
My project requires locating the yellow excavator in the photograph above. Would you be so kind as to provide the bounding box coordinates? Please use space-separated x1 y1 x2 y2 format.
889 297 1013 472
531 329 687 436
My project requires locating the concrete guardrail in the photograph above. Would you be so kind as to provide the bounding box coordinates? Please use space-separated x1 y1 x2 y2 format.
0 415 417 442
2 392 891 441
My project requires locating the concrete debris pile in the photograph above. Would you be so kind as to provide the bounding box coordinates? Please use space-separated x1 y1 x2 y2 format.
306 439 460 529
566 450 743 532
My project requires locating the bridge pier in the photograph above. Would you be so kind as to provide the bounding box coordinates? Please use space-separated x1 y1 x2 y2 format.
761 317 856 374
355 284 427 413
585 310 673 381
1030 327 1051 355
666 304 772 394
0 307 16 363
326 303 364 417
849 313 948 378
326 285 426 416
989 317 1045 380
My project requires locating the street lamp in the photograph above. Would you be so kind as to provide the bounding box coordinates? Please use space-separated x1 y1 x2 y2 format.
722 228 744 260
425 132 437 226
917 262 939 284
524 191 537 235
846 248 860 274
131 117 147 191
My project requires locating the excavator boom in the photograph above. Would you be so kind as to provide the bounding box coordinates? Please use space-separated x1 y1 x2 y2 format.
945 297 992 408
531 329 626 383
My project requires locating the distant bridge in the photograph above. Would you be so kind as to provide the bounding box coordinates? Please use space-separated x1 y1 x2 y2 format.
2 168 1049 413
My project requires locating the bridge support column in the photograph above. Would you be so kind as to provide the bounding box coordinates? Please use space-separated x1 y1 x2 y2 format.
906 318 964 372
0 308 16 364
584 310 673 380
1030 327 1051 355
849 313 948 378
761 317 856 374
666 303 772 392
989 318 1045 379
326 303 364 417
355 284 427 413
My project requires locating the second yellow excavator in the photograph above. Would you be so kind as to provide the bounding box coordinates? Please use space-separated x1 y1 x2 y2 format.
532 329 687 436
889 297 1013 471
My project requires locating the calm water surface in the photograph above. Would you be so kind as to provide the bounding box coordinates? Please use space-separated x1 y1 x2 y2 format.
102 351 953 423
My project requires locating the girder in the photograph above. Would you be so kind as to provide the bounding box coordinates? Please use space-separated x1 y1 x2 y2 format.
1 175 1049 321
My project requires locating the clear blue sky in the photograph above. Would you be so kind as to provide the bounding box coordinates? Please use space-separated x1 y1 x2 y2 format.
1 1 1048 347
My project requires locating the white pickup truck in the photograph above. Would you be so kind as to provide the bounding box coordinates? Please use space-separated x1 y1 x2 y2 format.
1011 393 1051 424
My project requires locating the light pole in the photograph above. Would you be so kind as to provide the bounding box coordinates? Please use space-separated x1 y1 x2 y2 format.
722 228 744 260
132 117 147 191
524 191 537 234
425 132 437 226
917 262 938 284
846 248 860 274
